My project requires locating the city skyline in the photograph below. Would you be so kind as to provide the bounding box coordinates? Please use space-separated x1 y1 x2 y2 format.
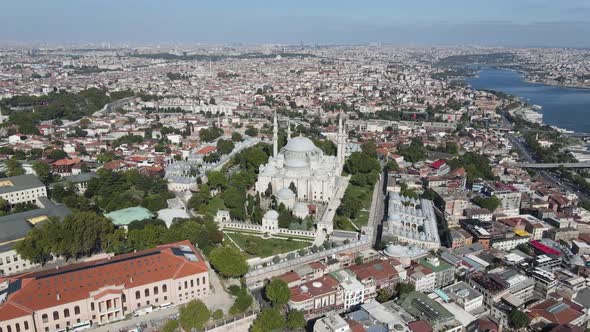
1 0 590 47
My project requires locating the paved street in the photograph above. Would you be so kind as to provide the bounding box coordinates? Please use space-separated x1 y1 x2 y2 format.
367 169 386 247
507 133 590 201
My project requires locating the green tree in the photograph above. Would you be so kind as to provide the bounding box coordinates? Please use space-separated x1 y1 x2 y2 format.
32 161 52 184
6 158 25 176
397 138 426 163
178 300 210 331
199 127 223 142
207 171 227 190
224 187 246 220
396 282 415 295
231 132 243 142
203 152 221 163
250 308 286 332
386 159 400 172
229 292 253 315
265 278 291 306
0 197 8 213
14 227 52 264
209 246 249 278
49 149 67 160
212 309 223 320
446 152 495 182
161 320 179 332
361 140 378 158
217 139 235 155
345 152 380 175
15 211 115 262
473 196 501 211
127 224 167 250
376 288 393 303
508 309 530 329
141 194 168 212
286 310 306 330
245 126 259 137
188 184 211 211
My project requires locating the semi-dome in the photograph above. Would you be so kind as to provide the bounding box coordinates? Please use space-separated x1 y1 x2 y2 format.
263 164 277 174
284 158 308 168
383 244 407 258
276 187 296 200
264 210 279 220
284 136 317 153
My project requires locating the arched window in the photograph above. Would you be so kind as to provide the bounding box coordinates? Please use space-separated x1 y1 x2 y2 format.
162 284 167 293
135 291 140 300
144 288 149 297
0 325 3 332
52 311 59 320
24 322 29 331
7 326 11 332
74 306 80 315
153 286 158 295
15 324 20 332
42 314 48 323
64 309 70 318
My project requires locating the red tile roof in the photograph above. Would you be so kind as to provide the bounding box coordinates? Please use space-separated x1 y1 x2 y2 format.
0 241 207 321
528 299 584 325
52 157 81 166
196 146 216 155
290 275 339 303
431 159 446 169
278 272 301 284
348 259 399 282
408 320 433 332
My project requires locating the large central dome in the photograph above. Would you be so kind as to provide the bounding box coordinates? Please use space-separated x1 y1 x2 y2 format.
284 136 317 153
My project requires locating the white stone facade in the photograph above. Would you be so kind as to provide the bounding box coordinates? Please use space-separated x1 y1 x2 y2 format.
384 193 441 250
255 114 346 204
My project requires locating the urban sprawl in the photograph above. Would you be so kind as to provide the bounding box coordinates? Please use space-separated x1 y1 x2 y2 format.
0 46 590 332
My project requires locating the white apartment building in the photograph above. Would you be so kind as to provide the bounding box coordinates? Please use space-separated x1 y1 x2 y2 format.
0 175 47 206
443 282 483 313
331 270 365 310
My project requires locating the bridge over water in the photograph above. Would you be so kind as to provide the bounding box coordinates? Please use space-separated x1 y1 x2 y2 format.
512 162 590 169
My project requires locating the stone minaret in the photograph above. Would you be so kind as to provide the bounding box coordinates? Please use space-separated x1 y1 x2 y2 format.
273 111 278 158
287 118 292 140
337 115 346 165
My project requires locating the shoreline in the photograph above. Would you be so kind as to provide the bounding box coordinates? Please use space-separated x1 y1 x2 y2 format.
466 68 588 134
468 65 590 90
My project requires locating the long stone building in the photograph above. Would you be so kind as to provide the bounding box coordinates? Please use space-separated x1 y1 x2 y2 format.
0 241 209 332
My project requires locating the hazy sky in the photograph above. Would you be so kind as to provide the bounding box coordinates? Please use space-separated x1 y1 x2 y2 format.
1 0 590 47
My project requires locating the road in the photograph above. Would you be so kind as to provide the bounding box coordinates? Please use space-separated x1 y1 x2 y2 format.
367 167 387 247
507 133 590 201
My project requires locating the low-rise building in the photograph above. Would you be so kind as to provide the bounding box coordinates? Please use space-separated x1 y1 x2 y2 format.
0 241 209 332
443 282 484 313
0 175 47 206
416 256 455 289
289 275 342 318
0 202 71 276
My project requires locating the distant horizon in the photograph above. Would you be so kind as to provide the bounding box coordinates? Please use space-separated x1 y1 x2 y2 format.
2 0 590 48
0 42 589 50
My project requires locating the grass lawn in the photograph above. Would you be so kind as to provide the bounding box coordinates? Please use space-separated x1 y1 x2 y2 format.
334 216 357 231
335 183 373 230
225 232 311 258
223 233 241 250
